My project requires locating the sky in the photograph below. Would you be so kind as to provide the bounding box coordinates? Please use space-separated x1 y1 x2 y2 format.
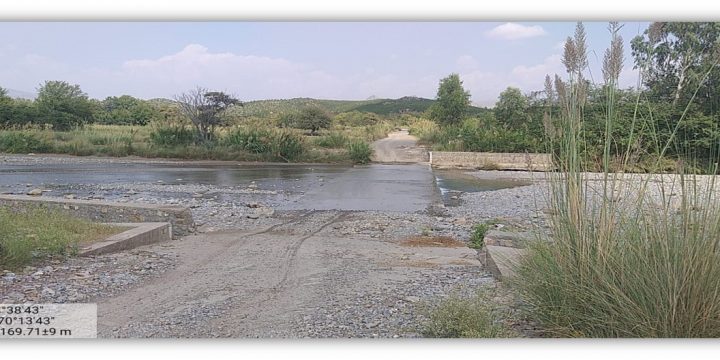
0 22 649 107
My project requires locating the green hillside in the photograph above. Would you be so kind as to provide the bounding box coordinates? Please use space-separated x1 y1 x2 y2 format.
143 96 490 119
230 96 490 118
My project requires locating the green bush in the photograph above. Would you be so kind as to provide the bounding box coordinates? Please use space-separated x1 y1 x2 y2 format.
149 126 197 147
270 130 305 161
469 223 489 249
314 132 349 148
222 128 305 161
223 128 272 153
421 290 513 338
347 140 372 164
0 132 52 153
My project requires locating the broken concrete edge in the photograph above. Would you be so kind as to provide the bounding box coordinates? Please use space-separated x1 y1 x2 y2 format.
484 230 535 249
484 245 528 281
79 222 171 256
0 194 195 238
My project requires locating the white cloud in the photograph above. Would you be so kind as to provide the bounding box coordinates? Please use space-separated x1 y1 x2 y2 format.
485 23 547 40
114 44 346 100
511 54 563 81
455 54 563 107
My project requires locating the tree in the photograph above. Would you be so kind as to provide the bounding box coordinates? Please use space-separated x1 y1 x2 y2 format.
631 22 720 110
280 106 332 135
97 95 158 125
35 81 94 131
175 87 241 142
0 87 13 128
495 87 529 129
429 73 471 126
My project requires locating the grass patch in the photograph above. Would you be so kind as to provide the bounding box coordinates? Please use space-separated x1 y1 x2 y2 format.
0 206 124 270
420 289 514 338
469 223 490 249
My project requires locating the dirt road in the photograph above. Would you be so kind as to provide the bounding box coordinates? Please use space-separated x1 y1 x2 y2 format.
371 130 428 163
96 210 485 338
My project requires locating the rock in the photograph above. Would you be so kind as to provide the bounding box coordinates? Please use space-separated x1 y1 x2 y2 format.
41 287 55 297
247 184 258 189
32 271 44 277
64 194 76 199
453 217 468 225
2 272 16 281
246 202 261 208
403 296 420 303
247 213 260 219
27 188 43 196
366 321 380 328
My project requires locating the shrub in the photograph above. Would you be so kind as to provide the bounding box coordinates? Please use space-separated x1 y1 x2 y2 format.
0 132 52 153
421 290 513 338
149 126 197 147
222 128 305 161
469 223 489 249
314 132 348 148
347 140 372 164
223 128 272 153
270 130 305 161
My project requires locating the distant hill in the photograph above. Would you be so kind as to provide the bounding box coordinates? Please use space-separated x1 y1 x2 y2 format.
230 96 490 118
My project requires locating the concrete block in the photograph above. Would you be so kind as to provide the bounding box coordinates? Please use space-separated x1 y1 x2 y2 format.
485 245 527 281
79 222 171 256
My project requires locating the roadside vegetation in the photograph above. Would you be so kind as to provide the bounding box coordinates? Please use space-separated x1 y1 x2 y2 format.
0 206 124 270
515 22 720 337
420 289 514 338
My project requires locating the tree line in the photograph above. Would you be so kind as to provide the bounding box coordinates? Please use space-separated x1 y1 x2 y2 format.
425 22 720 168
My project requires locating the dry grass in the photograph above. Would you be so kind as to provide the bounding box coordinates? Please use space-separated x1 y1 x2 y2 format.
400 236 466 248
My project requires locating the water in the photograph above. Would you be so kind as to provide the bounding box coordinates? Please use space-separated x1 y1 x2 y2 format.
0 163 349 188
433 169 532 205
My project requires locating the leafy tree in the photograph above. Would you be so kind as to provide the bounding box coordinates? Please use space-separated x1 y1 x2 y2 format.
35 81 94 131
430 73 471 126
97 95 158 125
631 22 720 160
0 87 12 127
631 22 720 110
495 87 529 129
280 106 332 135
175 87 241 142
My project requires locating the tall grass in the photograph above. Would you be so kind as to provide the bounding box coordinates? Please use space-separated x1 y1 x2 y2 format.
514 23 720 337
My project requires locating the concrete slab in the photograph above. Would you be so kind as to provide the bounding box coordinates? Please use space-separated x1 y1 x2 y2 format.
484 230 535 248
485 245 527 281
79 222 171 256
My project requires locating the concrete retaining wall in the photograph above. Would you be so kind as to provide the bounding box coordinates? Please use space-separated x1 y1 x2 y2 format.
79 222 171 256
0 195 195 238
429 151 553 171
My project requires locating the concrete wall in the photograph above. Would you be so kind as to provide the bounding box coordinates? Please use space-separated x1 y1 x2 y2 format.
0 195 195 238
429 151 553 171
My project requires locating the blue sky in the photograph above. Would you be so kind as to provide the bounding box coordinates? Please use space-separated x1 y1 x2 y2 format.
0 22 649 106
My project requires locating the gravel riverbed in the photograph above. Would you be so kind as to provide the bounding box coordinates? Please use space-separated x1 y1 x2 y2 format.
1 155 552 338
